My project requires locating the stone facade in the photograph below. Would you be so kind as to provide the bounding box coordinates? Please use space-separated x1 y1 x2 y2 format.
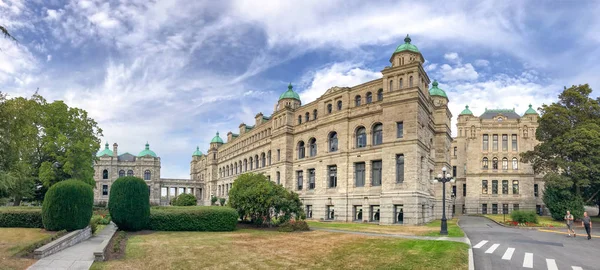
450 106 545 215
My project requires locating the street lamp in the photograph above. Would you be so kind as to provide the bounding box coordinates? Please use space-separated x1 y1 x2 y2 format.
431 166 455 235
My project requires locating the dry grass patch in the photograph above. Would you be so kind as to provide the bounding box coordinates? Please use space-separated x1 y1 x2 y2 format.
0 228 55 270
91 229 468 270
307 219 464 237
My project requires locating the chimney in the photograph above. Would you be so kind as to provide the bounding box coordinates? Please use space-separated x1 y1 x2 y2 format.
113 143 118 157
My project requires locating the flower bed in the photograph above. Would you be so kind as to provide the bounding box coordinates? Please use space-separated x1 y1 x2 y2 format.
502 220 555 228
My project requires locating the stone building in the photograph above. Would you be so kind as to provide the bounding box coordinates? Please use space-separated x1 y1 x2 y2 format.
450 105 545 215
190 35 454 225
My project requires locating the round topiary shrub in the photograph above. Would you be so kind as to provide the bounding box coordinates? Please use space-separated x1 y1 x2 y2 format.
108 176 150 231
172 193 197 206
42 179 94 231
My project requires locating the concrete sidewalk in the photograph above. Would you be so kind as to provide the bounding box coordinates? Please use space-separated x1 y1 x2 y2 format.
28 223 117 270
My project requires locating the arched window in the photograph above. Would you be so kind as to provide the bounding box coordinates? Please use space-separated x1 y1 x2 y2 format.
255 155 259 168
298 115 302 125
313 109 318 120
399 78 403 89
231 164 233 175
305 112 309 122
377 89 383 101
329 132 338 152
244 159 248 171
226 165 229 176
372 123 383 146
502 158 508 170
512 157 518 169
267 151 271 165
337 100 342 110
219 168 222 177
482 157 489 169
239 160 242 173
118 170 125 178
298 141 305 159
327 104 332 114
250 157 253 170
492 158 498 170
355 95 361 106
102 169 108 179
366 92 372 104
127 170 134 176
234 162 238 174
144 170 151 180
409 76 413 87
309 138 317 157
261 153 266 167
389 80 393 91
356 127 367 148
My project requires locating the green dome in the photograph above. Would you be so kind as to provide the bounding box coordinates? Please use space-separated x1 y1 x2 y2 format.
138 142 157 157
429 80 448 98
210 132 224 144
278 83 301 101
524 104 537 115
192 146 203 156
460 105 473 115
394 34 420 54
96 143 114 157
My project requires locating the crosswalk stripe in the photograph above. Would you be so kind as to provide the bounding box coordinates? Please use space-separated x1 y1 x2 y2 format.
546 259 558 270
485 244 499 254
473 240 488 248
523 253 533 268
501 248 515 260
572 267 583 270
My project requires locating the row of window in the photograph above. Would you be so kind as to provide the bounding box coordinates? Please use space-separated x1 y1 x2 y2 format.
482 157 519 170
482 180 519 195
296 155 405 190
305 204 405 223
102 169 152 180
389 76 415 91
219 150 277 178
218 183 232 197
482 134 518 151
101 184 153 196
482 203 520 214
297 89 385 125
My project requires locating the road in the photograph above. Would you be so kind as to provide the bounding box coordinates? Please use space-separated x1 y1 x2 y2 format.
460 216 598 270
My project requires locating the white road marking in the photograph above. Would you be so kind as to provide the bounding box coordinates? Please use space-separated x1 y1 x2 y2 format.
546 259 558 270
485 244 499 254
572 267 583 270
501 248 515 260
523 253 533 268
473 240 488 249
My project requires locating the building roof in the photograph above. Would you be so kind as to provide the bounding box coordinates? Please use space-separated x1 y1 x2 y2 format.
96 143 113 157
138 142 157 157
524 104 538 115
278 83 301 101
394 34 420 54
117 152 136 162
429 80 448 98
211 132 224 144
192 146 203 156
479 108 521 119
460 105 473 115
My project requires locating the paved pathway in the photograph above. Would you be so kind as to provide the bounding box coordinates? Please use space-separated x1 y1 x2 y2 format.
28 223 117 270
311 227 470 244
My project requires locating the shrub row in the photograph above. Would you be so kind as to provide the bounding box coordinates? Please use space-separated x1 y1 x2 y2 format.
0 208 43 228
278 220 310 232
149 206 238 231
511 210 538 224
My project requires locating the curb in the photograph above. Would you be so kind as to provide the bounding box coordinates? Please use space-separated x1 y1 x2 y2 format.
457 218 474 270
482 216 550 230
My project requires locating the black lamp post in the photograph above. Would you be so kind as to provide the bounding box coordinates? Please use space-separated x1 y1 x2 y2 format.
432 166 454 235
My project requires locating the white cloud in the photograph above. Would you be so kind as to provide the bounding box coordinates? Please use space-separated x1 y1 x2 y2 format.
0 39 38 87
46 54 52 62
444 52 461 63
474 59 489 67
425 63 438 71
45 9 62 21
439 63 479 81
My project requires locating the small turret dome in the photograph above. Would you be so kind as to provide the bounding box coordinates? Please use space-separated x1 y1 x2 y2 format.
429 80 448 98
524 104 537 115
278 83 301 101
138 142 157 157
192 146 203 156
460 105 473 115
96 142 114 157
394 34 420 54
211 132 224 144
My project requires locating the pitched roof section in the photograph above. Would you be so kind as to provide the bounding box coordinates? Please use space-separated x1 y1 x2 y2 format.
479 108 521 119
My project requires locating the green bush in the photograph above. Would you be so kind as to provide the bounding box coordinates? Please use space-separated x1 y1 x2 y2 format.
108 176 150 231
172 193 197 206
278 220 310 232
90 216 100 234
543 185 585 220
0 207 43 228
511 210 538 224
42 180 94 231
219 197 226 206
211 196 218 205
149 206 238 231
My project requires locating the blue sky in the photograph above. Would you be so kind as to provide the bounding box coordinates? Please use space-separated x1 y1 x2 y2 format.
1 0 599 178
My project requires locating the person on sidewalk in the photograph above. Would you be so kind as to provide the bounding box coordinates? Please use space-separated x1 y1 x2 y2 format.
565 211 575 237
582 212 592 240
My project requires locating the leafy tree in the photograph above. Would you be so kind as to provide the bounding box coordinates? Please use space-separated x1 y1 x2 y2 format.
543 184 584 220
228 173 303 226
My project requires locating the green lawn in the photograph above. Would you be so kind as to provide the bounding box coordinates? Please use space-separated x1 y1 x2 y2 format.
484 214 566 228
306 218 464 237
91 229 468 270
0 228 56 270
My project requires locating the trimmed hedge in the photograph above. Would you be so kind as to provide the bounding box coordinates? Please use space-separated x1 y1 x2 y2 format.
172 193 197 206
0 207 43 228
108 176 150 231
42 180 94 231
278 220 310 232
149 206 238 231
511 210 538 224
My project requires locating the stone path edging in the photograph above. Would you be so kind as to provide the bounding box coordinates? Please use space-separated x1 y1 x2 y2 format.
457 218 474 270
34 226 92 259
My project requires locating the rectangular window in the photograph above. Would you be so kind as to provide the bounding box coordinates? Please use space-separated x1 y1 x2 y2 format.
502 134 508 151
482 180 488 194
394 205 404 224
482 204 488 214
513 180 519 194
370 205 381 222
452 166 457 177
326 205 335 220
453 147 457 157
483 134 489 151
371 160 382 186
463 184 466 197
297 171 303 190
308 169 315 190
328 165 337 188
493 134 498 151
396 122 404 138
306 205 312 218
492 180 498 194
492 204 498 214
276 172 280 185
353 205 363 221
396 154 404 183
452 185 456 197
513 204 519 211
534 184 539 197
277 149 281 161
502 180 508 194
502 204 508 214
102 185 108 196
512 134 518 151
355 162 365 187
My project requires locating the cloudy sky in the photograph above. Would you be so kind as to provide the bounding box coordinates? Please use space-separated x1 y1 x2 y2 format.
2 0 599 178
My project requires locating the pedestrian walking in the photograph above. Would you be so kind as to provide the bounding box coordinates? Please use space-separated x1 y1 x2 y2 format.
565 211 575 237
582 212 592 240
